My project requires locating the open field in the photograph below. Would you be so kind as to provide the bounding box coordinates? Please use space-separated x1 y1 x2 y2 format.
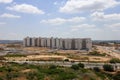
0 44 120 63
1 46 111 62
0 44 114 62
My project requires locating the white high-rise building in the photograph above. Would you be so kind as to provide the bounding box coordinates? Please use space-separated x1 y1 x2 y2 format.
59 38 63 49
67 39 72 49
46 38 50 47
75 39 78 49
23 37 92 50
77 39 82 50
26 37 31 47
86 38 92 50
55 38 59 49
64 39 68 49
51 37 55 48
23 38 27 47
36 37 41 47
41 38 45 47
31 37 36 47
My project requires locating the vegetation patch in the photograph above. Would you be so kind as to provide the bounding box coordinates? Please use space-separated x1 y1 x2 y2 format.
0 62 118 80
88 51 106 56
110 58 120 63
4 54 26 57
103 64 114 72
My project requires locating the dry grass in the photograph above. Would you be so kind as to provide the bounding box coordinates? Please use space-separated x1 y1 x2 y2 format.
3 46 111 62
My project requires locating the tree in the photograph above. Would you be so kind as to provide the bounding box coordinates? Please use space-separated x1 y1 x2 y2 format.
103 64 114 72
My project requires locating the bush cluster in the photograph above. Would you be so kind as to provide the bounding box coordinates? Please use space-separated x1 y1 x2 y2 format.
89 51 106 56
110 58 120 63
71 63 84 70
103 64 114 72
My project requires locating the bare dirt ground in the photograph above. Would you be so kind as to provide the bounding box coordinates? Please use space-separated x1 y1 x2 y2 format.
4 47 111 62
96 46 120 59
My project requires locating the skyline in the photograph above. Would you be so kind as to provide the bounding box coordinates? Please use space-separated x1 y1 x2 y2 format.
0 0 120 40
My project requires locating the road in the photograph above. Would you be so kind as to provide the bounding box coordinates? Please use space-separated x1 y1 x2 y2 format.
3 61 120 70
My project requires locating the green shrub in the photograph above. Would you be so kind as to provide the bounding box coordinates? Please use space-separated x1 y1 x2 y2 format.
26 72 37 80
93 67 100 72
113 72 120 80
6 67 13 72
36 72 44 80
78 63 84 68
103 64 114 72
46 69 64 75
57 72 76 80
71 64 79 70
49 65 57 69
0 67 6 72
110 58 120 63
4 54 26 57
5 73 12 80
0 77 3 80
89 51 106 56
12 72 19 78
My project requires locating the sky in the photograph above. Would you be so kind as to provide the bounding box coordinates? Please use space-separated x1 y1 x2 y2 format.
0 0 120 40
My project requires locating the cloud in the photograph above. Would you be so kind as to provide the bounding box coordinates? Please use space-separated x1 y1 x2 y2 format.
91 11 120 21
0 13 20 18
98 23 120 32
53 1 58 5
0 0 13 3
109 23 120 28
54 1 66 6
0 22 6 25
71 24 96 31
59 0 120 13
7 4 44 14
106 23 120 30
40 17 86 25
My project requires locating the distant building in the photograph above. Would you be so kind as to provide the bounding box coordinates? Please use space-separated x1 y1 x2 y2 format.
23 37 92 50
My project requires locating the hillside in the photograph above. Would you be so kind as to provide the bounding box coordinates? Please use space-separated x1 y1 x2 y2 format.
0 62 114 80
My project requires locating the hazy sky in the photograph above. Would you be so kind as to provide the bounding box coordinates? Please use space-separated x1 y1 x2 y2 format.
0 0 120 40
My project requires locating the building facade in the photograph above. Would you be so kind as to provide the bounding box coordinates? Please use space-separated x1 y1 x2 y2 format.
23 37 92 50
